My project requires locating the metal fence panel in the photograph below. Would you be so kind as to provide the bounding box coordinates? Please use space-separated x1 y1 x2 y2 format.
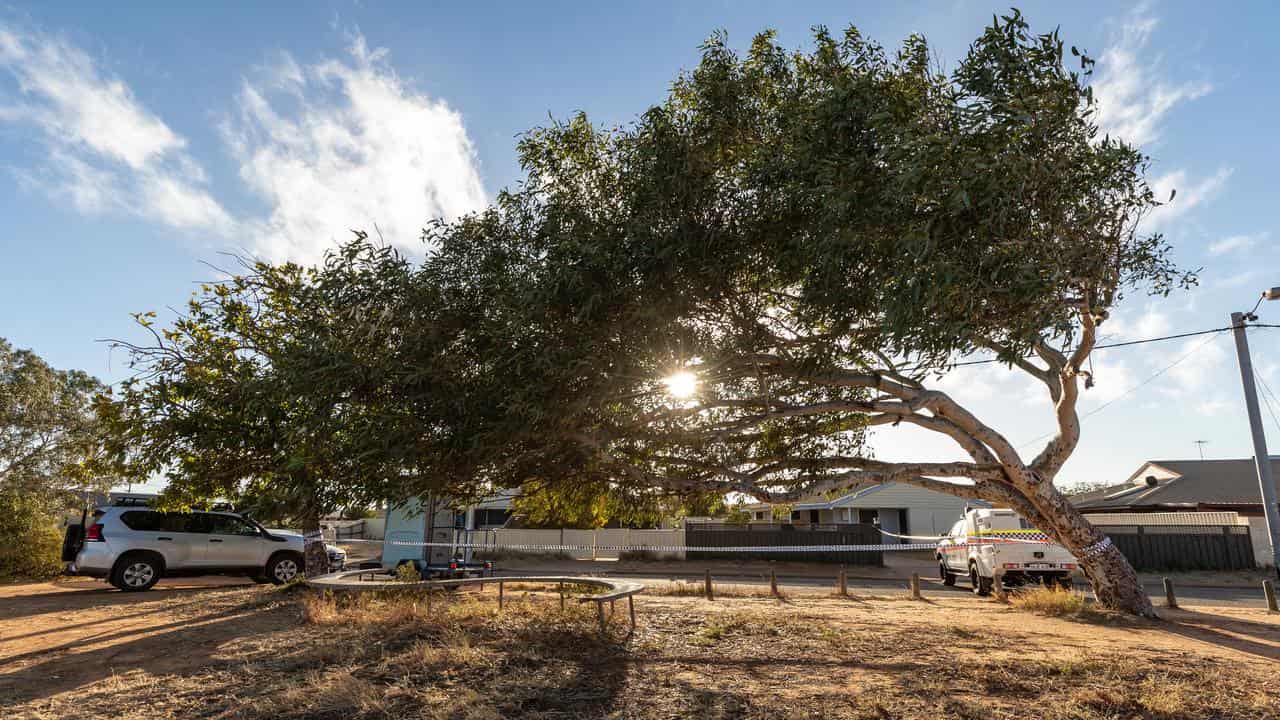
1102 525 1255 571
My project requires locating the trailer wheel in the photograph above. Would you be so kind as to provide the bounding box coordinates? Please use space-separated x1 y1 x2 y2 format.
939 561 956 586
969 562 991 596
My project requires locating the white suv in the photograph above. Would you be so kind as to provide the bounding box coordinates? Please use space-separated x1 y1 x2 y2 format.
63 507 344 591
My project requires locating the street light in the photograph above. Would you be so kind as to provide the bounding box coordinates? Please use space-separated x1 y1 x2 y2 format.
1230 287 1280 579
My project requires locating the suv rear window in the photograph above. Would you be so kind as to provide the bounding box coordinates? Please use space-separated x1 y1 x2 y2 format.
119 511 205 533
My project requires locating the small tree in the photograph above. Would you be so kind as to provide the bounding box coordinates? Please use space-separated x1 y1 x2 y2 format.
411 14 1187 615
103 240 426 576
0 338 115 578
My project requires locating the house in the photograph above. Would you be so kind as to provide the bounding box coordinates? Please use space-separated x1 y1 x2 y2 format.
1070 457 1280 568
786 482 982 541
1070 458 1280 514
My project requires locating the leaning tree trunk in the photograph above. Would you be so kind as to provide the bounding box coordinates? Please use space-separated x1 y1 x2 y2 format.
1024 482 1155 617
300 503 329 579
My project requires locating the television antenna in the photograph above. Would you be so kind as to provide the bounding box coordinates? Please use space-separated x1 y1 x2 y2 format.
1193 439 1209 460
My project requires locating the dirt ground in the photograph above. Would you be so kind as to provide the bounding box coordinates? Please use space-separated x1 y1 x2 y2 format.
3 576 1279 719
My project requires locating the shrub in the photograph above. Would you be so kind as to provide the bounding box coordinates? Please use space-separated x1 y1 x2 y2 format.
1010 586 1090 617
0 489 65 581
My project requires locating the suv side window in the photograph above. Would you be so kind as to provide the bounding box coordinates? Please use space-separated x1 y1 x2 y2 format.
949 520 965 538
121 510 163 532
120 511 205 533
206 514 260 537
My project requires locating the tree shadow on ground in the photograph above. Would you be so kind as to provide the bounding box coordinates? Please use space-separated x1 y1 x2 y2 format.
1156 608 1280 661
0 591 289 706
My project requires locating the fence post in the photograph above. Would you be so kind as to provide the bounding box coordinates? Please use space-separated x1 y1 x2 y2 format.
910 572 922 600
704 569 714 601
498 581 504 610
1264 579 1278 612
838 568 848 596
1163 577 1178 609
992 571 1005 601
770 569 779 597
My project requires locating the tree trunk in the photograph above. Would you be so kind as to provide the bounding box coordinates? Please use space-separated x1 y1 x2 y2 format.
1024 482 1156 617
300 503 329 579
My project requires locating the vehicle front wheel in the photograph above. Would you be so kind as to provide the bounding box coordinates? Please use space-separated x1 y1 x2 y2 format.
111 553 163 592
940 561 956 586
969 563 991 597
266 553 303 585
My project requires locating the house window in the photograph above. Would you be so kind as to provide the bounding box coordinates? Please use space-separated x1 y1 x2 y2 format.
754 511 765 521
809 509 820 524
858 509 879 525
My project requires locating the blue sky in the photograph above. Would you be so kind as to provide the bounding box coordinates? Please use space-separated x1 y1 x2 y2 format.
1 1 1278 491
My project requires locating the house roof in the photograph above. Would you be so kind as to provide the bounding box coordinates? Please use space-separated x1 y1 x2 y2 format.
1072 458 1280 510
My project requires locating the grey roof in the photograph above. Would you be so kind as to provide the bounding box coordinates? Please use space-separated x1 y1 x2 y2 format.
1072 458 1280 510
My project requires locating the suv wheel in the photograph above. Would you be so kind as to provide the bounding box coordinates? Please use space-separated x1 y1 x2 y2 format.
111 553 162 592
939 560 956 587
267 553 303 584
969 562 992 597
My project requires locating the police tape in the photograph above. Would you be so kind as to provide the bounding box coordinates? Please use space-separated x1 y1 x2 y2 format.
335 537 1051 553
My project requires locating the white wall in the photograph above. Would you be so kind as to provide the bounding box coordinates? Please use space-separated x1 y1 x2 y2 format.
1247 516 1275 568
1083 511 1245 526
838 483 973 537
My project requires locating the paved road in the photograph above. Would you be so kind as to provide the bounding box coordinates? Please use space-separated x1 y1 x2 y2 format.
497 567 1274 609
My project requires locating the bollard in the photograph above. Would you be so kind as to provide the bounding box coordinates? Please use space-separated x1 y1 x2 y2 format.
911 572 922 600
1264 579 1278 612
992 572 1005 601
559 581 565 611
770 569 779 597
498 580 504 610
704 569 714 601
1163 577 1178 609
838 569 848 597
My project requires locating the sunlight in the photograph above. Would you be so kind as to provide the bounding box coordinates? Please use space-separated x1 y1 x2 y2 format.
663 371 698 399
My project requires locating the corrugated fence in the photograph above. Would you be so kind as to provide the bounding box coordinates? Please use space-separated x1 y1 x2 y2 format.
1104 524 1255 571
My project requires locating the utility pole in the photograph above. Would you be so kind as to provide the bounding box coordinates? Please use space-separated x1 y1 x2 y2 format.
1230 309 1280 579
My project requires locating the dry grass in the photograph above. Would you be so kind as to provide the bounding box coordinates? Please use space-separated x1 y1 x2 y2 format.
1009 585 1103 619
6 582 1280 719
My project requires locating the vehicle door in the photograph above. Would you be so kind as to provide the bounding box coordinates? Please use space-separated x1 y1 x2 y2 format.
117 511 205 569
942 520 967 571
200 513 268 570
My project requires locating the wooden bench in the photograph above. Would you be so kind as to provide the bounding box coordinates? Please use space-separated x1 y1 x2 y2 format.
308 571 645 634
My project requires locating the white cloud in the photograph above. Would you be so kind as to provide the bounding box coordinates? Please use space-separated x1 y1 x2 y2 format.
1208 232 1267 256
1164 335 1230 398
0 26 486 264
1147 167 1232 229
0 24 233 234
224 35 488 262
1091 7 1211 147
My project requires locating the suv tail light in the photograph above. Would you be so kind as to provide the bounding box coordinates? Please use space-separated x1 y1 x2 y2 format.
85 523 105 542
448 561 458 570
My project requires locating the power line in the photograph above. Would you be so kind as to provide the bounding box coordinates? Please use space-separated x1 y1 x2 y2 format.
1016 331 1226 449
947 323 1280 369
1254 370 1280 438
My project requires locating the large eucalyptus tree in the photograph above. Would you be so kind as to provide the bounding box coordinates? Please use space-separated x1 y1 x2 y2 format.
417 13 1188 615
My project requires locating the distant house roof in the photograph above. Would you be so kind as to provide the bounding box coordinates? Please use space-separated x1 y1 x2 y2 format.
1072 458 1280 511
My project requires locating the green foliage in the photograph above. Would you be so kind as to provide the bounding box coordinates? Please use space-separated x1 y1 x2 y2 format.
395 562 422 583
102 239 437 523
1 338 115 503
0 489 64 581
102 13 1189 535
723 504 753 525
